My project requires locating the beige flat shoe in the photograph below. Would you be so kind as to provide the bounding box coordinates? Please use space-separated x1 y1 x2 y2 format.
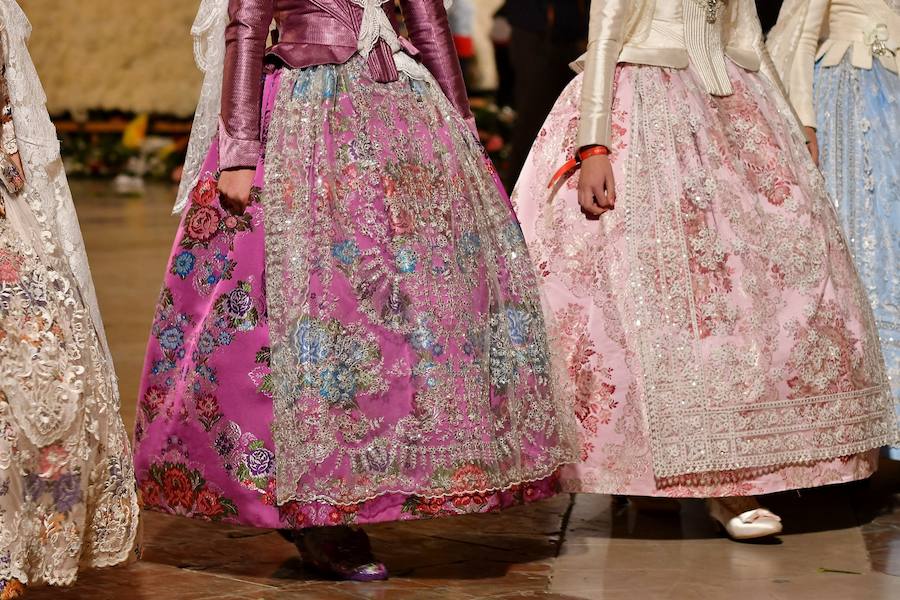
708 498 783 540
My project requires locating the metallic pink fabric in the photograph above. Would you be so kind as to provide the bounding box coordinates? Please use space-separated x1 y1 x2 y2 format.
220 0 472 169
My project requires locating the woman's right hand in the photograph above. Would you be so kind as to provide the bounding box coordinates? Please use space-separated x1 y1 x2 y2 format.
578 154 616 218
10 152 24 181
803 126 819 166
217 168 255 215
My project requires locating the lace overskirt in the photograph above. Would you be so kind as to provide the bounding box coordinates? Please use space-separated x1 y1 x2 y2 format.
0 185 139 586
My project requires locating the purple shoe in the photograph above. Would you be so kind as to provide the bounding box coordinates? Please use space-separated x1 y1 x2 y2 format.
291 526 388 582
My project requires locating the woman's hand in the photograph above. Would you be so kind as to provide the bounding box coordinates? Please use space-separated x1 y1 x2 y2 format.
578 154 616 218
803 126 819 166
10 152 24 181
217 168 255 215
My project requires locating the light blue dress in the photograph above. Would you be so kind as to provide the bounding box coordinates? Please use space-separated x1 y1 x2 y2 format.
814 55 899 456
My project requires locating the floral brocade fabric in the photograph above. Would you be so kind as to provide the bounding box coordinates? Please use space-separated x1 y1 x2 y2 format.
512 61 897 496
134 59 571 529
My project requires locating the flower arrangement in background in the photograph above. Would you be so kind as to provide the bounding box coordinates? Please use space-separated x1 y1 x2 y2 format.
53 102 516 190
56 112 188 191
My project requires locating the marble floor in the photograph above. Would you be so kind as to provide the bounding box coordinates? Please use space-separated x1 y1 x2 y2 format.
26 181 900 600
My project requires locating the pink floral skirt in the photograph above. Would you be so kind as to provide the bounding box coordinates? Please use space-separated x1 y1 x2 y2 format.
512 61 894 497
134 58 572 529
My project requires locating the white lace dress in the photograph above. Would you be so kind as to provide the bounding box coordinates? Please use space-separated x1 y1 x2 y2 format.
0 2 139 592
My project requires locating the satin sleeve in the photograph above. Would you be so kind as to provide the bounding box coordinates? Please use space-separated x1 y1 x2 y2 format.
220 0 274 170
787 0 829 128
400 0 475 131
758 36 808 131
0 63 17 157
577 0 629 149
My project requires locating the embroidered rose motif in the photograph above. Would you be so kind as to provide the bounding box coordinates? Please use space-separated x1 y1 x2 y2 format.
38 445 69 480
451 464 489 490
186 206 221 243
765 178 792 206
192 178 218 207
389 207 414 235
407 496 445 516
227 288 253 317
141 479 162 508
194 488 225 519
382 176 397 198
452 492 487 509
246 447 275 477
164 465 196 510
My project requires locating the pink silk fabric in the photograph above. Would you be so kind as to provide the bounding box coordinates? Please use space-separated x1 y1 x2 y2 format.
512 61 895 497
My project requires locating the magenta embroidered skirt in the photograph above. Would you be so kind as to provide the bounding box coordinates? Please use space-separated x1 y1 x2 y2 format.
134 57 574 529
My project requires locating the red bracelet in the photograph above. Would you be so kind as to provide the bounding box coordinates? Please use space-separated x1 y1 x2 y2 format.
576 145 610 163
548 145 611 189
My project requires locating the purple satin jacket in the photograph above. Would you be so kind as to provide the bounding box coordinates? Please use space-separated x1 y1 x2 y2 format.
220 0 473 169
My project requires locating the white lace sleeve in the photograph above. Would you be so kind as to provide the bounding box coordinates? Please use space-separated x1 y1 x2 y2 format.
174 0 229 214
0 2 58 167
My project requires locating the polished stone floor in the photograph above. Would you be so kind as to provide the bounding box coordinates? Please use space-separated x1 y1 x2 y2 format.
27 181 900 600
